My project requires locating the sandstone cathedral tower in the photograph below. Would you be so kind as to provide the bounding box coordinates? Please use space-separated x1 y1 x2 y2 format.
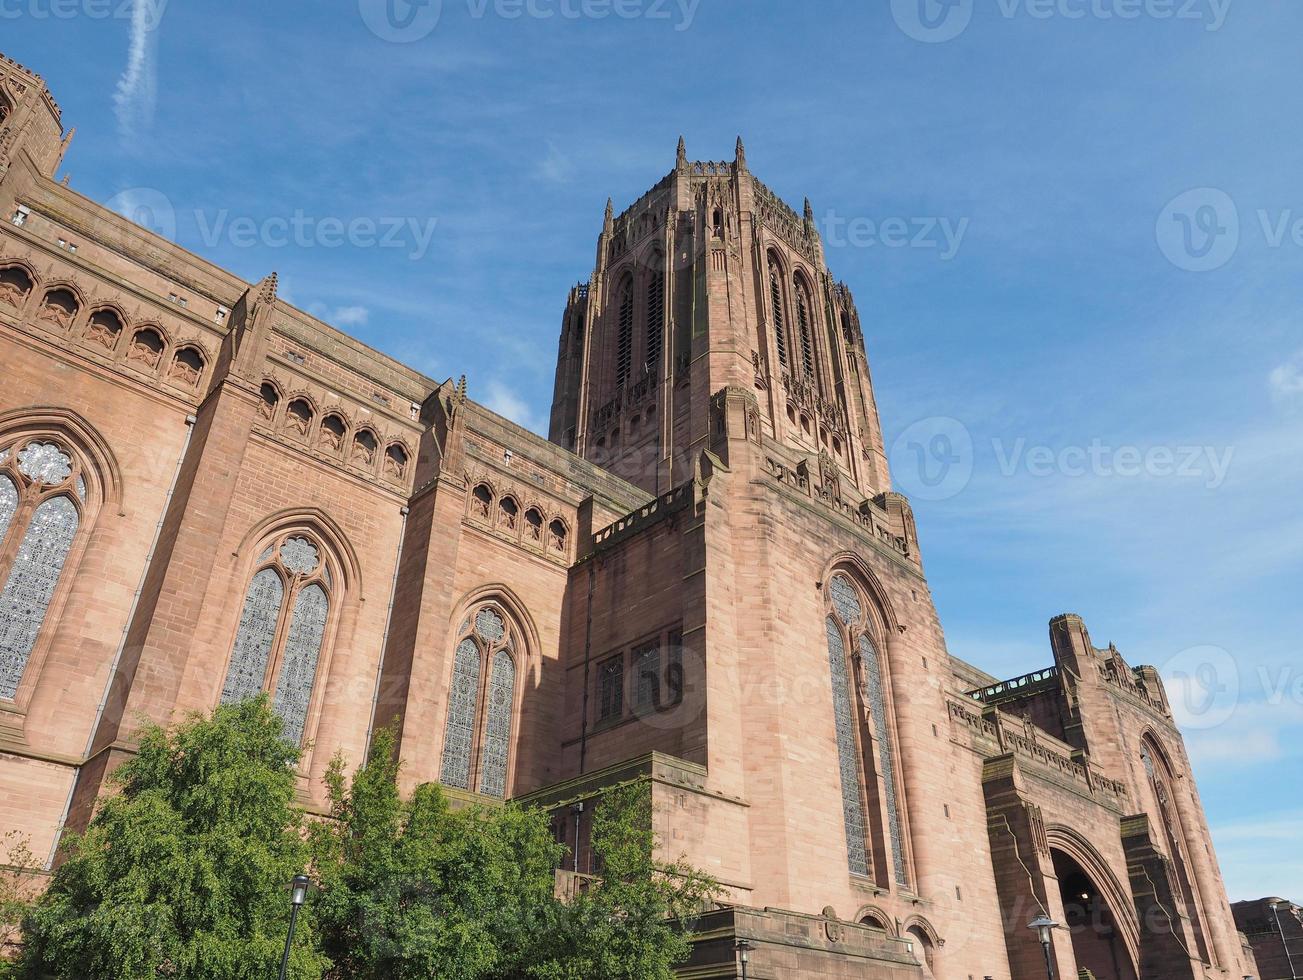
0 53 1258 980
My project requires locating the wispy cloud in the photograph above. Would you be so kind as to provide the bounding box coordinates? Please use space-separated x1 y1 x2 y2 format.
483 379 549 435
113 0 162 139
307 303 370 329
1269 351 1303 405
1212 810 1303 901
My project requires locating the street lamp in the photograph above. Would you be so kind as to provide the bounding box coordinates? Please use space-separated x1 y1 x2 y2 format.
1270 902 1299 980
1029 915 1060 980
278 874 312 980
735 938 755 980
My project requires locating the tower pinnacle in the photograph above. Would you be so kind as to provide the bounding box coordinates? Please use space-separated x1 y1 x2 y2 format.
676 135 687 169
735 136 747 171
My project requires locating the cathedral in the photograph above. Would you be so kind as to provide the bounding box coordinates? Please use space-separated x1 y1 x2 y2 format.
0 53 1261 980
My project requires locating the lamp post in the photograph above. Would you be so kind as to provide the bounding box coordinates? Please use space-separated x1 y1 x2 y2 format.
1270 902 1299 980
1029 915 1060 980
735 938 755 980
278 874 312 980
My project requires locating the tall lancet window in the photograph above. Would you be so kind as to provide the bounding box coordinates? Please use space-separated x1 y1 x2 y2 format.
439 602 521 799
221 532 334 746
767 253 789 368
0 438 92 700
645 265 665 372
825 572 909 886
615 276 634 388
794 276 817 385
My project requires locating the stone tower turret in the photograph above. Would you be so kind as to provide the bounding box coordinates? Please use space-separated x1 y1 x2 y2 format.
548 139 890 497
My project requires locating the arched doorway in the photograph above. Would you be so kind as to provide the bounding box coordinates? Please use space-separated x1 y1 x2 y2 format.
1053 849 1139 980
905 925 937 980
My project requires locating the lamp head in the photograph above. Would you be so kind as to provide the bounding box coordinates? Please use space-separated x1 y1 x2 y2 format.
290 874 311 906
1028 915 1059 945
735 938 755 963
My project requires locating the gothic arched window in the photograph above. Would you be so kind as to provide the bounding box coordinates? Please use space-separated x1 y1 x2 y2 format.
794 275 817 385
615 275 634 389
438 602 520 798
0 437 91 700
1141 736 1212 963
220 532 335 746
767 253 789 369
645 262 665 372
825 572 909 887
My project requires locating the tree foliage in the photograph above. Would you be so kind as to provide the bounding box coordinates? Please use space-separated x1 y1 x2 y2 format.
17 696 326 980
13 702 718 979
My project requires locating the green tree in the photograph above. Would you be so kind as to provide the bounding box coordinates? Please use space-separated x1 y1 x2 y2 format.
310 727 563 980
528 781 718 980
313 733 719 980
17 696 326 980
1 832 40 978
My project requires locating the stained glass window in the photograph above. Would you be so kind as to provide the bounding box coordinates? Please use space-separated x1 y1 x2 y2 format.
440 637 482 790
220 534 336 747
827 616 870 877
861 634 908 887
475 607 505 643
599 656 624 721
830 574 862 625
273 583 328 746
280 537 320 575
478 649 515 798
221 568 284 705
0 475 16 544
633 643 660 713
17 442 72 485
0 495 79 698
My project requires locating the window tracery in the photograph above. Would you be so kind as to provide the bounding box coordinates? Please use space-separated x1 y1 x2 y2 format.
220 531 334 746
127 327 165 370
285 399 313 437
258 382 281 421
86 309 124 351
37 288 78 330
825 571 909 886
0 267 34 310
352 429 377 467
438 600 521 798
645 266 665 371
168 346 205 387
0 436 90 700
384 443 408 480
319 414 346 454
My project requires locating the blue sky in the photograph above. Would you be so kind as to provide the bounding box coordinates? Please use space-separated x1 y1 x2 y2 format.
5 0 1300 900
